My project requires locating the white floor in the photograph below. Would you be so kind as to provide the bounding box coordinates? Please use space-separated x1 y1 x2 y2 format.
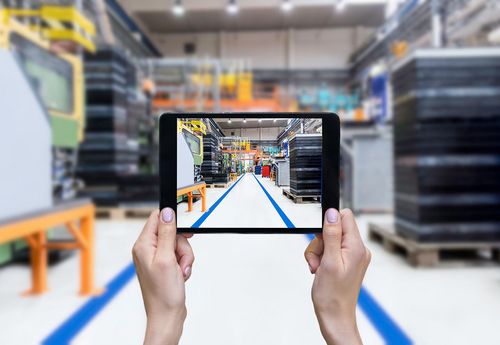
177 173 322 228
1 177 500 344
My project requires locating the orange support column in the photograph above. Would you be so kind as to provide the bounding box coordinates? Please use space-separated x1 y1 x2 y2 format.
23 232 48 295
79 207 101 296
187 192 193 212
201 186 207 212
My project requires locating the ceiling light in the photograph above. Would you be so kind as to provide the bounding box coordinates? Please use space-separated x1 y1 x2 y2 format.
243 118 246 123
258 119 262 123
172 0 185 16
228 118 232 123
273 119 277 122
227 0 239 15
335 0 346 12
281 0 293 12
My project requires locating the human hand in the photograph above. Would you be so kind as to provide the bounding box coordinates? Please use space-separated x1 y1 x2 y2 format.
304 208 371 345
132 208 194 345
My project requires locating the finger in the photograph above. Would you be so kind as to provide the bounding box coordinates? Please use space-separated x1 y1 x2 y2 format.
155 208 177 261
304 236 324 274
322 208 342 263
340 209 363 248
181 233 194 239
132 210 160 263
176 236 195 281
138 210 160 244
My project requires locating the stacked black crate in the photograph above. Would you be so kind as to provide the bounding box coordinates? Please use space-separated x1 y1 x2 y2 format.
201 133 228 184
78 47 141 205
289 134 322 196
393 48 500 242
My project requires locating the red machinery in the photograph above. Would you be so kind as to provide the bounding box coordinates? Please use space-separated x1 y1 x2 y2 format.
262 165 271 178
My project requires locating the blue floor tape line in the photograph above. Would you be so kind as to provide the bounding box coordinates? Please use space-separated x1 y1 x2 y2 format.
42 262 136 345
358 287 413 345
251 174 295 228
45 173 411 345
191 173 246 228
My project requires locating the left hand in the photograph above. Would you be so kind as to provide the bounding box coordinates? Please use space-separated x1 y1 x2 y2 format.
132 208 194 345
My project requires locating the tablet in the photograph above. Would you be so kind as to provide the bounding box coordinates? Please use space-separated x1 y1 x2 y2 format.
159 113 339 233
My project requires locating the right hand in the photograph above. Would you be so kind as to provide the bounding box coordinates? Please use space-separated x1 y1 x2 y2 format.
304 208 371 345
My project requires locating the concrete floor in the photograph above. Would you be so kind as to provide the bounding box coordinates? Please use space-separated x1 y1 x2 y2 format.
1 176 500 344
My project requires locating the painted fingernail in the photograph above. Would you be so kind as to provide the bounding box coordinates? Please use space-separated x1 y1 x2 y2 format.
326 208 339 224
184 266 191 278
161 208 174 223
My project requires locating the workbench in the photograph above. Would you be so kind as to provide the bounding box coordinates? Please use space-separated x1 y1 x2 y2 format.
0 199 100 296
177 182 207 212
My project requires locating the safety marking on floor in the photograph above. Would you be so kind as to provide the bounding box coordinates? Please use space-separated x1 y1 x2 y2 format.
191 173 246 228
44 173 412 345
258 192 413 344
251 173 294 228
42 262 136 345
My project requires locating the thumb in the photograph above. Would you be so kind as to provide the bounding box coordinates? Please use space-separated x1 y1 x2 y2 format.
155 208 177 261
321 208 342 264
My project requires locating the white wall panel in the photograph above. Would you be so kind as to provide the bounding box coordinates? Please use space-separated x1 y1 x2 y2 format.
153 28 374 69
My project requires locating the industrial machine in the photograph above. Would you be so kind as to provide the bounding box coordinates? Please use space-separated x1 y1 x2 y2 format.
0 5 95 264
177 120 205 193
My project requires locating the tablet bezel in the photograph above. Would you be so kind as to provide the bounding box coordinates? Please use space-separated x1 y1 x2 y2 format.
160 112 339 234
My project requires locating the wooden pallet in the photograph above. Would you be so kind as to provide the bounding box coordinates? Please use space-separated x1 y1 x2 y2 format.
368 223 500 267
96 204 157 219
206 182 230 188
282 189 320 204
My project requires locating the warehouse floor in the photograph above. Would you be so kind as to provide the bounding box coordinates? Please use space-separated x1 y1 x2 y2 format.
1 177 500 344
178 173 322 228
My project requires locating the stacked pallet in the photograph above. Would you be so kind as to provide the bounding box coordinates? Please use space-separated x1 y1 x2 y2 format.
78 47 157 205
201 133 229 184
393 48 500 242
289 134 322 197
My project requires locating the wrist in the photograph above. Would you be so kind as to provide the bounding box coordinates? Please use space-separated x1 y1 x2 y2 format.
316 313 361 345
145 308 186 345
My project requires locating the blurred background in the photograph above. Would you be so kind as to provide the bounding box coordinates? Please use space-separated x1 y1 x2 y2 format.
1 0 500 344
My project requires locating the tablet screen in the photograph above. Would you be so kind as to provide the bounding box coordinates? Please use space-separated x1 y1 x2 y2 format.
176 117 322 229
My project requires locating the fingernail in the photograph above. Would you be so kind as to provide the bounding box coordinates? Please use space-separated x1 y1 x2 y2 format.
308 264 314 274
161 208 174 223
184 266 191 278
326 208 339 224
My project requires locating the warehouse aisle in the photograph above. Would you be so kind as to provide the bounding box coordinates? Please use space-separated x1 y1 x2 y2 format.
200 173 288 228
178 173 322 229
1 216 500 344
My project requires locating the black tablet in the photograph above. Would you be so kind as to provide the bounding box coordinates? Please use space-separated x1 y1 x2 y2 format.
160 113 339 233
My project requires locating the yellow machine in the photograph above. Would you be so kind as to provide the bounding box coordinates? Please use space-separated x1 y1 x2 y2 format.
178 120 205 166
0 6 95 146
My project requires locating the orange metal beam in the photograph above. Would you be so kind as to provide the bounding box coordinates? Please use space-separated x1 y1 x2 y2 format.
0 204 94 243
222 149 258 154
152 98 283 111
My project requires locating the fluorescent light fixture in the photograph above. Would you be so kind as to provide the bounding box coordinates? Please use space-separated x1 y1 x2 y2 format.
172 0 185 16
281 0 293 12
335 0 346 12
227 0 239 14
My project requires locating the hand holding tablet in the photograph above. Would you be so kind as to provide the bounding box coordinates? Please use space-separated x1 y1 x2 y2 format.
133 207 370 345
